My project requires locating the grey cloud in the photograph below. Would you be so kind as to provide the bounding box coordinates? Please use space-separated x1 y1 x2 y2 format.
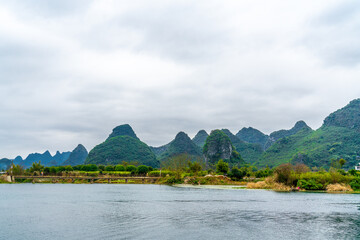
304 1 360 66
83 2 229 63
1 0 360 158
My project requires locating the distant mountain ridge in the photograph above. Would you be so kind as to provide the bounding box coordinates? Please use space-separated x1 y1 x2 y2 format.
4 98 360 170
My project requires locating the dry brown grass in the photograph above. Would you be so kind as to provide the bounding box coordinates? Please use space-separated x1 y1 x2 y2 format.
247 177 291 191
247 181 269 189
326 183 353 192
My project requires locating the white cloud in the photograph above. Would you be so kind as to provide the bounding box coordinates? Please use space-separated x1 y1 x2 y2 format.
1 0 360 158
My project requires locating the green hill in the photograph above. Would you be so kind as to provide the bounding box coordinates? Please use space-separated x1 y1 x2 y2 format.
62 144 88 166
269 120 311 142
323 99 360 131
107 124 139 140
159 132 202 161
221 129 263 164
257 99 360 169
236 127 269 150
192 130 209 147
203 130 245 167
85 124 159 167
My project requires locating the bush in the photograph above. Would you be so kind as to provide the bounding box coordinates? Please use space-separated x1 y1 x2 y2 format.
274 163 293 184
137 165 149 175
216 160 229 175
115 165 125 171
229 167 246 181
297 179 324 190
164 176 183 185
148 170 174 177
126 165 137 173
350 178 360 191
255 168 273 178
105 165 115 171
98 165 105 171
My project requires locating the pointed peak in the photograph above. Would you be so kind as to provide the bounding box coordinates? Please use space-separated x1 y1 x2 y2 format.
196 130 208 135
107 124 139 140
43 150 52 157
294 120 308 128
175 131 189 139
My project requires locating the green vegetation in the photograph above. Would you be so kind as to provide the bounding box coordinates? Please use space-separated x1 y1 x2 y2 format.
85 135 159 167
257 126 360 168
236 127 270 150
221 129 263 165
203 130 246 168
216 160 229 175
192 130 209 147
158 132 202 162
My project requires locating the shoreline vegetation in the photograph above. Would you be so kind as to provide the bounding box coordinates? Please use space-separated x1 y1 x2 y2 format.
2 156 360 194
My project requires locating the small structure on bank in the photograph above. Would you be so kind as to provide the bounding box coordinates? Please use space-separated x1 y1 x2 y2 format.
355 163 360 171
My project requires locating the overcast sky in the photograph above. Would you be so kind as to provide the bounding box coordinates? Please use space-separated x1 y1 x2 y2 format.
1 0 360 158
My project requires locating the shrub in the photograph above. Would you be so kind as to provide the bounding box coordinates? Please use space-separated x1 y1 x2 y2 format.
297 179 324 190
216 159 229 175
148 170 174 177
105 165 115 171
126 165 137 173
98 165 105 171
137 165 149 175
274 163 293 184
349 178 360 191
115 165 125 171
229 167 246 181
164 176 183 185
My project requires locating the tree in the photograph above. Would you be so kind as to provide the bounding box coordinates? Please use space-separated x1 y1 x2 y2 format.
274 163 293 185
230 167 246 181
137 165 149 175
29 161 44 175
216 159 229 175
126 165 137 173
9 164 24 176
339 158 346 169
161 154 191 179
189 161 202 175
105 165 115 171
115 165 125 171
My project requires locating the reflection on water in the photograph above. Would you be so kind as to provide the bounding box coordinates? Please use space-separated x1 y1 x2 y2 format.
0 184 359 240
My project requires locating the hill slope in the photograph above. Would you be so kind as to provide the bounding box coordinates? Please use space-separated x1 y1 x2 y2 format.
192 130 209 147
158 132 202 161
221 129 263 164
62 144 88 166
257 99 360 169
85 124 159 167
203 130 245 167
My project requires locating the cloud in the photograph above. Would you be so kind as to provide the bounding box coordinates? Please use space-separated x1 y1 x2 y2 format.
1 0 360 158
304 0 360 66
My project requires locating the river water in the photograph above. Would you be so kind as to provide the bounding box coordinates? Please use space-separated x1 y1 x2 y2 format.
0 184 359 240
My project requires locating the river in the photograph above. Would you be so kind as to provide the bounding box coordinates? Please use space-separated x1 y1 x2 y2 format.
0 184 359 239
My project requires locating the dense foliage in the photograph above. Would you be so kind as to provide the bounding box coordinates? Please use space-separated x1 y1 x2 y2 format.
323 99 360 131
236 127 270 150
158 132 202 162
192 130 209 147
257 126 360 169
107 124 139 140
85 135 159 167
203 130 246 167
